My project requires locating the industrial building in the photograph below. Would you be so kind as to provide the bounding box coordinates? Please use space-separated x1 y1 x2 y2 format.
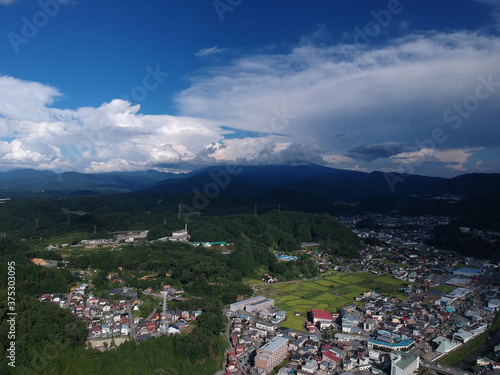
246 298 274 313
229 296 267 311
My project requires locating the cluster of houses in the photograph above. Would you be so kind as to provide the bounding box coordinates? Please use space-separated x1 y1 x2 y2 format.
38 274 204 348
134 308 202 341
39 292 64 307
41 284 138 344
224 260 499 375
226 307 422 375
65 284 138 340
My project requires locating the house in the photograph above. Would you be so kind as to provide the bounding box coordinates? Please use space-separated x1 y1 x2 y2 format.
301 359 318 373
111 324 120 336
488 299 500 311
306 321 316 333
312 309 333 329
226 362 238 372
323 351 340 364
329 346 347 360
364 318 378 332
272 311 287 324
168 326 181 334
146 322 157 332
121 324 130 335
255 321 275 332
91 325 102 338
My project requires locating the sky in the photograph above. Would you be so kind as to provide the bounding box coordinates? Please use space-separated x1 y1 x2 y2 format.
0 0 499 177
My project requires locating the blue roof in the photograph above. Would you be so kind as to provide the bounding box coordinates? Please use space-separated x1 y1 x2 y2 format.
454 267 483 275
368 338 414 348
277 254 299 261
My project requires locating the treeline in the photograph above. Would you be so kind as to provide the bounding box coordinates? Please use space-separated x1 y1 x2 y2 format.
427 225 500 259
0 294 88 374
0 238 77 296
185 210 361 257
68 240 316 292
0 239 230 374
0 195 361 257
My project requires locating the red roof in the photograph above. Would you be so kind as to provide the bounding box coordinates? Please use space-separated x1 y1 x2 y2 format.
323 351 340 362
312 309 332 321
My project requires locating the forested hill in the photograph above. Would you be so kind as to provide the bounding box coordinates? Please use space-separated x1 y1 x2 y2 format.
0 193 361 257
184 210 361 257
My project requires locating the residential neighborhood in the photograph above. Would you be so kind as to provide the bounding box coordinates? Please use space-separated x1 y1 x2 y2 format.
219 214 500 375
31 213 500 375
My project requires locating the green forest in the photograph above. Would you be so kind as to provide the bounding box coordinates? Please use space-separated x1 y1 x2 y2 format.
0 193 361 374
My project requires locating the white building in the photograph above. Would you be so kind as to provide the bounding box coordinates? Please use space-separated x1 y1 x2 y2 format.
169 225 190 242
230 295 267 311
488 299 500 311
390 351 419 375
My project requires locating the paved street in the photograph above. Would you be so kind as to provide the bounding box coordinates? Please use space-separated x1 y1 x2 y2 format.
421 360 473 375
127 301 138 344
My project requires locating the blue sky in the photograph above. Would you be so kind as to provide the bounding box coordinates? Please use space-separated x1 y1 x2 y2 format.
0 0 499 176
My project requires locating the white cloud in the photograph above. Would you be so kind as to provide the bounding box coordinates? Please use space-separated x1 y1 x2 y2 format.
2 139 50 163
176 29 500 175
0 76 61 121
1 27 500 176
195 46 224 57
0 77 223 172
0 0 23 5
391 147 484 172
322 154 353 165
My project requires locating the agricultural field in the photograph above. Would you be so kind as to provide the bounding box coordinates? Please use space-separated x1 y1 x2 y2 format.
257 272 413 332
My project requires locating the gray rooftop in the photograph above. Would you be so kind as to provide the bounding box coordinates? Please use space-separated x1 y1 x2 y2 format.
260 336 288 353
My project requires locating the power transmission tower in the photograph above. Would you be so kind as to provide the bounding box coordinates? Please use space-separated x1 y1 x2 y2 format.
159 291 169 335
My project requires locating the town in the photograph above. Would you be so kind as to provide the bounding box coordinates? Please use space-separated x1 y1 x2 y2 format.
32 214 500 375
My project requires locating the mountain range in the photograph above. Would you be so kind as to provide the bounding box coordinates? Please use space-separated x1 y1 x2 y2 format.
1 165 500 202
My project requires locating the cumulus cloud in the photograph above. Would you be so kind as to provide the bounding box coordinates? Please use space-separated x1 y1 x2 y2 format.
0 76 62 121
0 77 223 172
1 25 500 176
176 28 500 175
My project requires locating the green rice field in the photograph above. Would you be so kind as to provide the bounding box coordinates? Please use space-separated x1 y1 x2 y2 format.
256 272 413 332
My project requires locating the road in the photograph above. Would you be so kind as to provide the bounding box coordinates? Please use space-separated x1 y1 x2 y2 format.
127 301 138 344
453 326 500 369
421 360 473 375
63 290 72 309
